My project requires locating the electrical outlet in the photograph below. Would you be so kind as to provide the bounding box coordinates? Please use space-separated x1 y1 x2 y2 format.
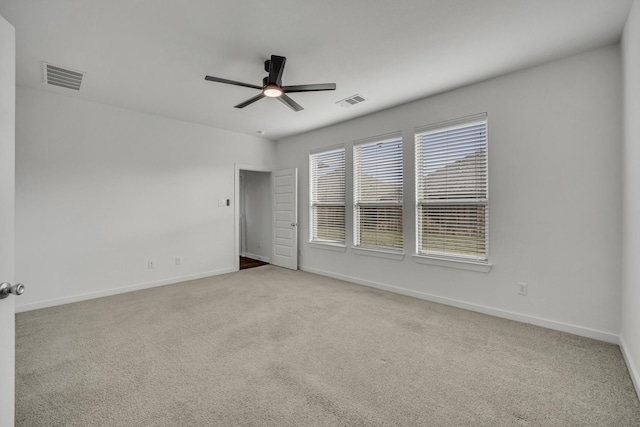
175 257 181 266
148 261 154 269
518 283 528 296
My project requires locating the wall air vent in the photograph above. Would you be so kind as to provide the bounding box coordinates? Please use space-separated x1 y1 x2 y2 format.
336 94 366 108
42 62 84 91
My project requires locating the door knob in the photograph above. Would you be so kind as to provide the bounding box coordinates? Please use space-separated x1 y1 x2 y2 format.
0 282 25 300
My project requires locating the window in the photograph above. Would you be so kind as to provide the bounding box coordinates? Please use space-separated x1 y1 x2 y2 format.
309 146 346 244
415 114 488 262
353 133 403 252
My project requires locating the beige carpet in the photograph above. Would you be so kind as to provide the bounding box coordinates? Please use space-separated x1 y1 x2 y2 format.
15 266 640 426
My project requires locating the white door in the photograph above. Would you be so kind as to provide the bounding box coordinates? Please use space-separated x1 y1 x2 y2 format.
271 169 298 270
0 14 16 426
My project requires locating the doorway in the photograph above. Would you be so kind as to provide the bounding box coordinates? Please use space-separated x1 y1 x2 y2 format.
234 164 298 272
239 169 272 270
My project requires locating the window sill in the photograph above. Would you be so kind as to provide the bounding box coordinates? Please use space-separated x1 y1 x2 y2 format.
308 241 347 252
352 247 405 260
412 254 492 273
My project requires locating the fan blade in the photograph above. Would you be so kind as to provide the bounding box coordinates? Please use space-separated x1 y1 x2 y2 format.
282 83 336 93
234 93 265 109
268 55 286 86
277 94 304 112
205 76 262 90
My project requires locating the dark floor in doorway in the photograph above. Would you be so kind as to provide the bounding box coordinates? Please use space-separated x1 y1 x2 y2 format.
240 256 269 270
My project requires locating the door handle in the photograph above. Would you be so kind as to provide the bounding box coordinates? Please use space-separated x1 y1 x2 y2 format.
0 282 25 300
291 223 297 227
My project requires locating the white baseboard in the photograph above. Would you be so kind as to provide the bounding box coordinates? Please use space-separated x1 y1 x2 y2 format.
299 265 619 344
244 252 271 263
15 268 236 313
620 335 640 399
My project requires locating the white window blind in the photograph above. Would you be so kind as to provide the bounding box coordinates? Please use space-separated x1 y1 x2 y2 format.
415 114 488 262
310 146 345 244
354 133 403 251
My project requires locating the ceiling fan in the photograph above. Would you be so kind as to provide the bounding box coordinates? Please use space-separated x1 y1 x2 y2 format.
204 55 336 112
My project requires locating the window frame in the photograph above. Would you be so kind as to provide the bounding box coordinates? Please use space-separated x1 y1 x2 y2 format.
309 144 346 247
353 132 404 254
414 113 490 267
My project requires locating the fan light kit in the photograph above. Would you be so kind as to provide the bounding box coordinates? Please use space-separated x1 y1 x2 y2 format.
205 55 336 112
263 84 283 98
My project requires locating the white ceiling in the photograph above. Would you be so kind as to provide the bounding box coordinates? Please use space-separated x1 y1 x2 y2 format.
0 0 633 140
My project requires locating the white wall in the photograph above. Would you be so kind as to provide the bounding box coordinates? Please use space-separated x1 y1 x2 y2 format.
276 45 622 342
622 0 640 395
242 170 272 262
15 87 277 311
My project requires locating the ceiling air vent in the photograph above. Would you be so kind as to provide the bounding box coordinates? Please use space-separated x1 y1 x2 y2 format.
42 62 84 91
336 94 366 108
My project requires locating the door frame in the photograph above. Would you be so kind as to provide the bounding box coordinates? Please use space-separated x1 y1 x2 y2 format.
0 13 15 426
234 163 272 271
